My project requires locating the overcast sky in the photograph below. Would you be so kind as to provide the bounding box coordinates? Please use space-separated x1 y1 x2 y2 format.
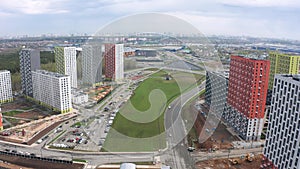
0 0 300 40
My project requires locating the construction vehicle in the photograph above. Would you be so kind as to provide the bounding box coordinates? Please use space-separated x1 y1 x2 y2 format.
229 153 255 165
246 153 254 162
229 158 242 165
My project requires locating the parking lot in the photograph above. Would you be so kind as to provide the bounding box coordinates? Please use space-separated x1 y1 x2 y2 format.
49 111 119 152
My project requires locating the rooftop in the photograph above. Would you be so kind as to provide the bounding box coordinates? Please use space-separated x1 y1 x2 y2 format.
0 70 10 73
278 74 300 82
208 70 229 79
33 69 69 78
232 54 267 61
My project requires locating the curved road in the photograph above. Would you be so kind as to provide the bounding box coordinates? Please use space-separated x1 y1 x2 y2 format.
162 81 205 169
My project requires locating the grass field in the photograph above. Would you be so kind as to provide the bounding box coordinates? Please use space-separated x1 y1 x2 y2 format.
102 70 204 152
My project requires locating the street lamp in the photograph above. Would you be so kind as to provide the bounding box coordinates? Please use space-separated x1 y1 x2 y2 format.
40 148 43 157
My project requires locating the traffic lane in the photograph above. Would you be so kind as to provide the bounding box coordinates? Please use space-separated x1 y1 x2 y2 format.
165 85 203 131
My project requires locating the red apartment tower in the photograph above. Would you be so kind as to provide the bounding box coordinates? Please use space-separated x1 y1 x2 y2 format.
104 44 124 80
224 55 270 141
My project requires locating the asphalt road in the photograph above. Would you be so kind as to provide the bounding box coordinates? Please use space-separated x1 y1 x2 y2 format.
162 81 206 169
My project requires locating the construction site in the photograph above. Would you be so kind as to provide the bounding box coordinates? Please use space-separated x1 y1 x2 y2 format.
196 153 263 169
184 95 240 152
0 97 78 145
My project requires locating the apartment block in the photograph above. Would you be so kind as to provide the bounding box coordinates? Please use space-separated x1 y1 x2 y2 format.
0 70 13 103
82 45 102 85
223 55 270 141
262 74 300 169
205 71 229 114
32 70 72 113
55 47 77 88
268 52 300 89
19 49 40 97
104 44 124 81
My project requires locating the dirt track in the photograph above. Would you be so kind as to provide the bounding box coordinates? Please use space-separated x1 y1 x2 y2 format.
196 154 263 169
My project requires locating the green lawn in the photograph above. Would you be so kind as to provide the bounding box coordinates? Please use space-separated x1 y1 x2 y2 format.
103 70 204 152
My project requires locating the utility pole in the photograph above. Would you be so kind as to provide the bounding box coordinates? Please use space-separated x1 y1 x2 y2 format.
227 148 231 169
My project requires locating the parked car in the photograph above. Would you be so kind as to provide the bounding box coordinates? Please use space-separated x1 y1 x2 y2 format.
37 139 43 144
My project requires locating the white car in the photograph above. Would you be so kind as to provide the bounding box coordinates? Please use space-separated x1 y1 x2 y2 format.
168 106 171 109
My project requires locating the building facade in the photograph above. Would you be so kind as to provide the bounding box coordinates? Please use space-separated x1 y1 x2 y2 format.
19 49 40 97
268 52 300 89
205 71 228 114
104 44 124 81
82 45 102 85
223 55 270 141
262 74 300 169
0 70 13 103
72 92 88 105
54 47 77 88
32 70 72 113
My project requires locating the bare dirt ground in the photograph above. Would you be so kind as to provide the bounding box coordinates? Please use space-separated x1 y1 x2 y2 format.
196 154 263 169
0 160 33 169
186 96 240 151
0 154 84 169
1 99 33 112
14 110 45 120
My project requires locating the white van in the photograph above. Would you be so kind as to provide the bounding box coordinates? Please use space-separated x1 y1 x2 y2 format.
37 139 43 144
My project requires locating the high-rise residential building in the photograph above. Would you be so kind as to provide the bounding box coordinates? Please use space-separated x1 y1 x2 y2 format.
262 74 300 169
268 52 300 89
0 70 13 103
104 44 124 81
54 47 77 88
223 55 270 141
205 71 228 114
32 70 72 113
194 71 229 138
82 45 102 85
19 49 40 97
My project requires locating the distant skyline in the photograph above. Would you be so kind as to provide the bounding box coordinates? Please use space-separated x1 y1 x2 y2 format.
0 0 300 40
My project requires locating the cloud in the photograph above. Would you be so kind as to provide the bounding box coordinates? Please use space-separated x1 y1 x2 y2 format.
219 0 300 8
0 0 69 14
167 11 300 39
0 0 299 39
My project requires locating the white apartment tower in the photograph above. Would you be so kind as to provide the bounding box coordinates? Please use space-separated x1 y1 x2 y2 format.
32 70 72 113
55 47 77 88
262 74 300 169
19 49 40 97
115 44 124 80
0 70 13 103
82 45 102 85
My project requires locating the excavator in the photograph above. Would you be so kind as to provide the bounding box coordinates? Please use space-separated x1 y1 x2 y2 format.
229 153 255 165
